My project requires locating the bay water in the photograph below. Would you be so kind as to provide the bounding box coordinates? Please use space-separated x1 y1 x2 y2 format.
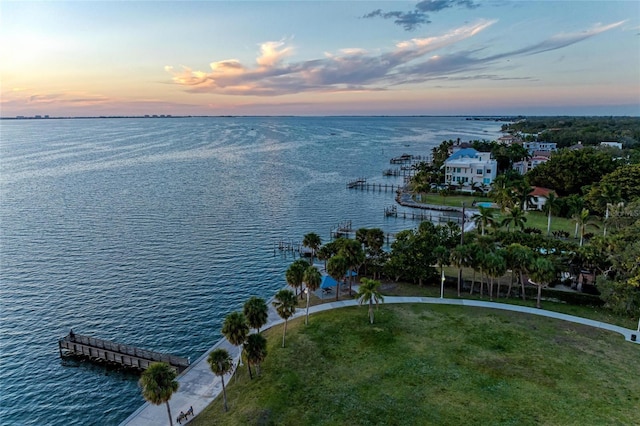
0 116 502 425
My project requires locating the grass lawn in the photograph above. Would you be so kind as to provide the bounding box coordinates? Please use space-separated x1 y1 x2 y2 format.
190 305 639 426
414 192 604 238
418 193 486 208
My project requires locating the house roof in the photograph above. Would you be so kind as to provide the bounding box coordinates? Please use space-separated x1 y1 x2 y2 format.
529 186 555 198
447 148 479 161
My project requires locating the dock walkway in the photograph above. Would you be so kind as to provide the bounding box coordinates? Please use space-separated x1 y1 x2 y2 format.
59 333 190 373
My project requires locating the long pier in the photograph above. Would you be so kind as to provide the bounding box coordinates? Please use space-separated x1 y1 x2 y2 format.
384 205 463 224
58 331 190 373
347 178 401 192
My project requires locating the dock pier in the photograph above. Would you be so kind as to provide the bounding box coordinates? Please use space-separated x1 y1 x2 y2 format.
347 178 401 193
58 331 190 373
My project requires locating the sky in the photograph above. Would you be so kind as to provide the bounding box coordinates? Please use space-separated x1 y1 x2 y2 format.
1 0 639 117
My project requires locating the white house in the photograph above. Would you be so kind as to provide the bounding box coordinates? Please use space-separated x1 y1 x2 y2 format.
513 155 550 174
444 148 497 191
522 141 557 155
529 187 556 211
600 141 623 150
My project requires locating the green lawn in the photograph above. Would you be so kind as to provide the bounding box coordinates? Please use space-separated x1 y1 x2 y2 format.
417 193 486 208
415 192 599 238
190 305 639 426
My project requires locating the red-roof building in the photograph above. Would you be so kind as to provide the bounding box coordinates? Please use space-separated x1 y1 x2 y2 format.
528 186 556 211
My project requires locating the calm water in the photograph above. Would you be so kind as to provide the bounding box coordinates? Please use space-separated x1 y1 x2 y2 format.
0 116 502 425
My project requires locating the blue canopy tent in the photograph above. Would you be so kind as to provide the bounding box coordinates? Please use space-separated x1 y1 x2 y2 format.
345 270 358 278
320 275 337 288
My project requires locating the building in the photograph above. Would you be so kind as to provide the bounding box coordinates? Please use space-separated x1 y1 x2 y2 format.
600 141 623 150
497 135 521 145
522 141 557 155
444 148 497 191
529 186 555 211
513 155 550 174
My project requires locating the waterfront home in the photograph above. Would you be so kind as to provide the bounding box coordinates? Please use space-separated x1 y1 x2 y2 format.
443 148 497 191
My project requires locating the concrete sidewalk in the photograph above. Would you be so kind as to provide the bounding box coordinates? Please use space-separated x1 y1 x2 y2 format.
119 295 639 425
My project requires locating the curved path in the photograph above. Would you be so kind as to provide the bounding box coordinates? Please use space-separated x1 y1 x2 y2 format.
120 296 639 426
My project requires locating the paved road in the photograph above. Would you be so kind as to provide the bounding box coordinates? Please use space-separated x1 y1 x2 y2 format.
119 295 639 425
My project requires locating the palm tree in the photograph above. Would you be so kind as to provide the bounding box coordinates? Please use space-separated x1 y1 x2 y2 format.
574 208 599 246
501 205 527 232
472 205 496 236
221 311 250 378
528 256 556 309
207 349 233 412
489 175 516 212
543 192 560 236
339 239 365 296
451 243 472 297
286 259 308 298
243 333 267 378
513 181 535 211
485 250 507 301
327 254 349 301
356 278 384 324
434 245 450 298
302 232 322 265
272 289 297 348
505 243 534 300
243 296 268 333
302 265 321 325
139 362 179 426
316 245 332 270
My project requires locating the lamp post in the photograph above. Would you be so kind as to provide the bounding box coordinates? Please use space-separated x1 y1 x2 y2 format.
304 287 310 325
440 269 445 299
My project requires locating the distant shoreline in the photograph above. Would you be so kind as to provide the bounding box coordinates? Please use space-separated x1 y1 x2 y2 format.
0 115 522 121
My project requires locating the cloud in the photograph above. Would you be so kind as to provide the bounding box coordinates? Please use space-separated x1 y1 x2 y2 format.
165 20 623 97
363 0 480 31
484 21 626 61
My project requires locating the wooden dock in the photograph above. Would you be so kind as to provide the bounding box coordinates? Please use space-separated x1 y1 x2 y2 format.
384 205 463 224
347 178 401 193
58 331 190 373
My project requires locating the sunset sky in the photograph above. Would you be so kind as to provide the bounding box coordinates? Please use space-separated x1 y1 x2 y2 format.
1 1 639 117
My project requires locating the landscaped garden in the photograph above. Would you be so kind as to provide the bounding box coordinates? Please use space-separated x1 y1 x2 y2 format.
190 304 640 425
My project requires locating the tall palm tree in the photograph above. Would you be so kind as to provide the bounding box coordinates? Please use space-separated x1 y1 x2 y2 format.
272 289 297 348
574 208 599 246
207 349 233 412
243 333 267 378
472 206 496 236
339 239 365 296
302 265 321 325
485 250 507 301
501 205 527 232
327 254 349 301
221 311 249 378
434 245 450 297
356 278 384 324
286 259 308 298
451 243 472 297
505 243 534 300
316 245 332 270
513 181 535 211
528 256 556 309
302 232 322 265
139 363 179 426
243 296 268 333
543 192 560 236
